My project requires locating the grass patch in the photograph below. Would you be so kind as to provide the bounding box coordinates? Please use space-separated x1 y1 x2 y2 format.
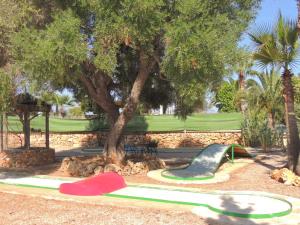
7 113 242 132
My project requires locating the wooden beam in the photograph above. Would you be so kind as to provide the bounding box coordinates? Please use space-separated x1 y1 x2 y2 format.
45 111 49 149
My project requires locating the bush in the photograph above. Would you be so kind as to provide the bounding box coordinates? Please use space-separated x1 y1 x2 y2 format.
68 107 84 118
241 109 284 151
87 116 109 131
215 82 238 113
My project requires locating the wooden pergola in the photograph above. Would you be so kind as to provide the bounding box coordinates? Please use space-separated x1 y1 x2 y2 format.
0 94 52 150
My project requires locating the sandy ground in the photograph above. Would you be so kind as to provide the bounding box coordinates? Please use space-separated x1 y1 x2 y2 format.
0 192 210 225
0 149 299 225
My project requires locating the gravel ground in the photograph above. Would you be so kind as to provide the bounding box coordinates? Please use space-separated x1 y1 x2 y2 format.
0 192 214 225
0 150 299 225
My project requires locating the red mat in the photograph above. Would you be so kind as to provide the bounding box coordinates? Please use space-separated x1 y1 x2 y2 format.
59 172 127 196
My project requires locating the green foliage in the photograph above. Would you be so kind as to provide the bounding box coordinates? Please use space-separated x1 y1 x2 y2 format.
68 107 84 117
246 69 284 125
215 81 238 112
12 10 87 86
241 69 284 149
11 0 260 120
249 15 299 71
0 70 13 112
174 80 206 120
241 109 283 150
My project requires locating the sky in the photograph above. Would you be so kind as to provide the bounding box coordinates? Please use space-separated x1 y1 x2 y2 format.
208 0 297 113
240 0 297 47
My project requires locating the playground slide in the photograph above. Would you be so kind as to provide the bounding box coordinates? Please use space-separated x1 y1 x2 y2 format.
161 144 251 180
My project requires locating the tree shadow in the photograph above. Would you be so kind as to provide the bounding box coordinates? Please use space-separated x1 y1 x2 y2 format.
253 152 287 171
204 195 270 225
0 162 61 179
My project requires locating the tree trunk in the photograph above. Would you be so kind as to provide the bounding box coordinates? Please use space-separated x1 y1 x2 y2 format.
239 71 247 113
105 54 152 164
297 0 300 33
267 112 275 130
282 70 300 173
79 52 156 165
55 104 59 116
296 0 300 175
23 111 30 149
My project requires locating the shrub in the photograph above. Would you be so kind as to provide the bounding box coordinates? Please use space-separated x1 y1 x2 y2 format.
241 109 284 151
68 107 84 118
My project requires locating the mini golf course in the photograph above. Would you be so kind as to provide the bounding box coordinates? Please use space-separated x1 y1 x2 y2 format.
161 144 251 180
0 174 292 219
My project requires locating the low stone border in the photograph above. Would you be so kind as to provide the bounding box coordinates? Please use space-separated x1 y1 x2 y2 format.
0 148 55 168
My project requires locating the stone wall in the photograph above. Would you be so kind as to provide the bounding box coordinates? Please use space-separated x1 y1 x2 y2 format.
0 148 55 168
7 131 242 149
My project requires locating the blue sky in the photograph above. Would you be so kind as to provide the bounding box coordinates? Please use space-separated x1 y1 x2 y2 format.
241 0 297 46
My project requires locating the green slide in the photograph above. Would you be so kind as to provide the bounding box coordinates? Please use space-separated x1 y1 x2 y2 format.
161 144 251 180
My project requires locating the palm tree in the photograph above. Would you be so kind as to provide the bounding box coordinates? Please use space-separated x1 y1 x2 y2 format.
233 49 255 113
42 92 75 117
246 69 283 129
297 0 300 33
249 15 300 174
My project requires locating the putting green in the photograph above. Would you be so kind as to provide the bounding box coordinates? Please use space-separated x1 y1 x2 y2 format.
161 144 251 180
0 175 292 219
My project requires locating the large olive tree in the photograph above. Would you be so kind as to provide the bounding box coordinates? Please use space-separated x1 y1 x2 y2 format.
12 0 260 164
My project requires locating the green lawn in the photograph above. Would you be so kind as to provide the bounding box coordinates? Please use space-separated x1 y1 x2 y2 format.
8 113 242 132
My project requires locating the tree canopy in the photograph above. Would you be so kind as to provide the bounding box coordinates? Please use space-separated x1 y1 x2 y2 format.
11 0 260 162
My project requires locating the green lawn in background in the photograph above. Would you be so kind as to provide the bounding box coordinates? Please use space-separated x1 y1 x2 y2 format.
8 112 242 132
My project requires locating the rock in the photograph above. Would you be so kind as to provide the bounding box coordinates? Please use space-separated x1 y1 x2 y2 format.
270 169 282 181
293 176 300 187
271 168 299 187
94 166 104 175
122 165 132 176
131 162 148 175
104 164 122 174
280 168 296 183
126 160 135 168
146 158 166 170
60 157 83 176
86 163 98 174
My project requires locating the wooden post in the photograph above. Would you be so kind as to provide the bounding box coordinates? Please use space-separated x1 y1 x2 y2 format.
3 112 7 150
0 113 3 151
24 111 30 149
45 111 49 149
